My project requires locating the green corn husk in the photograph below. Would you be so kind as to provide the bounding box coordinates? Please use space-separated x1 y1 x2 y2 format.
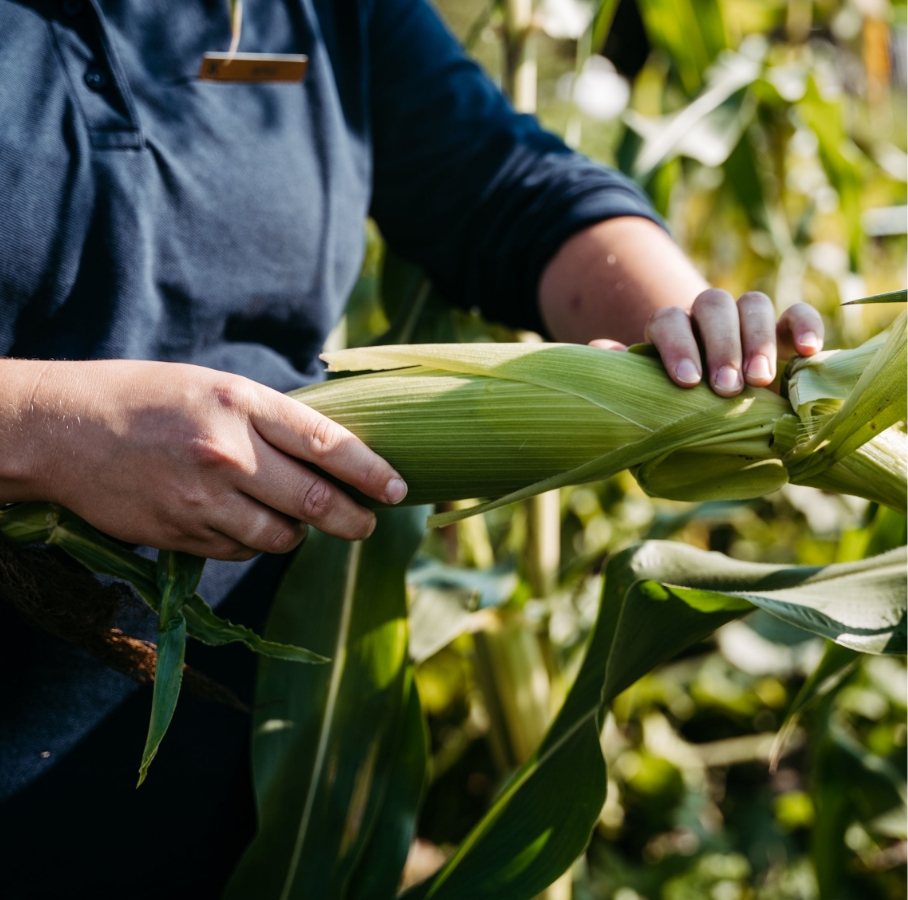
291 313 906 526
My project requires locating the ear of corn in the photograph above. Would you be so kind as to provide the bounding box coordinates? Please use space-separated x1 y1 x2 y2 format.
291 315 906 526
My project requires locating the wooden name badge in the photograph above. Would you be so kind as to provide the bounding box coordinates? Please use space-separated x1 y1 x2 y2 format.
198 53 309 83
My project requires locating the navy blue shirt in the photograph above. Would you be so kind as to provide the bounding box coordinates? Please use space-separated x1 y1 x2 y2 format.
0 0 658 886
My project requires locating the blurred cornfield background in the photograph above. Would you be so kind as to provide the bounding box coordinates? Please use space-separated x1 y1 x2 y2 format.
332 1 908 897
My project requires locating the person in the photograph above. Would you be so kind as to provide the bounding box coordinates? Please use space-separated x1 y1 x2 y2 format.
0 0 824 895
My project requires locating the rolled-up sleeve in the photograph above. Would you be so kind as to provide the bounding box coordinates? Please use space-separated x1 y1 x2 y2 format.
368 0 662 334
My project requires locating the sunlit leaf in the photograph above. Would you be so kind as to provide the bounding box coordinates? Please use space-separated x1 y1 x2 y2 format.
637 0 729 94
226 507 427 899
624 51 760 180
841 288 907 306
796 77 870 266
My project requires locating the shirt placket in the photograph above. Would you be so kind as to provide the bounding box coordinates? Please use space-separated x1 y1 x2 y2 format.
50 0 144 150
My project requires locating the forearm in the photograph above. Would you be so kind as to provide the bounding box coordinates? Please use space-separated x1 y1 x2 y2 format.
538 217 708 346
537 216 824 398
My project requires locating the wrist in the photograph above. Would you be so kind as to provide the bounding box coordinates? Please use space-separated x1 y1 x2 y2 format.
0 359 66 503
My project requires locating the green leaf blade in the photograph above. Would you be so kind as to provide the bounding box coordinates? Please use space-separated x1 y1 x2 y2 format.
226 507 427 900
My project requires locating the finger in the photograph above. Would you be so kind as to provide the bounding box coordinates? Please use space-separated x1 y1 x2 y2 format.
208 490 314 553
237 434 377 541
253 391 407 506
643 306 702 388
691 289 743 396
778 303 824 358
588 338 628 351
151 521 262 563
737 292 777 387
190 533 261 563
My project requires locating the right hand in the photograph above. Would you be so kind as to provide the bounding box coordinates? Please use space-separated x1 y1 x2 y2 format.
1 359 407 560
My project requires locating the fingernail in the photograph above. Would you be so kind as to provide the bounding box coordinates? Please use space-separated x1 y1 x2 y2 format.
674 359 701 385
363 515 377 539
714 365 741 393
799 331 820 351
746 354 772 382
385 477 408 505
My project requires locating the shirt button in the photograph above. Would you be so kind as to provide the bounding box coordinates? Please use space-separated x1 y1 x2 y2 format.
84 66 108 90
62 0 83 15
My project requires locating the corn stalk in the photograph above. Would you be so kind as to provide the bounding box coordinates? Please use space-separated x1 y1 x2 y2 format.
502 0 537 113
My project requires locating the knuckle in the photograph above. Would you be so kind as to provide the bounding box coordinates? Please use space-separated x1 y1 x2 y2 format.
185 433 234 470
789 302 823 324
354 514 377 540
264 523 299 555
162 519 218 554
648 306 688 328
174 479 210 511
737 292 774 316
224 544 259 562
357 454 386 491
297 478 333 521
693 289 734 314
210 377 252 413
737 290 773 306
306 415 343 460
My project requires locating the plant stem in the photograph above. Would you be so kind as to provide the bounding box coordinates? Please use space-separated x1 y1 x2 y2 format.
503 0 537 113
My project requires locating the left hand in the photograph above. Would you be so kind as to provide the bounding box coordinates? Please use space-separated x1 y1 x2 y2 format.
590 288 825 397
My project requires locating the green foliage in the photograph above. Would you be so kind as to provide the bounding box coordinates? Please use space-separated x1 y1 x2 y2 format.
402 541 904 899
225 506 427 899
136 551 203 785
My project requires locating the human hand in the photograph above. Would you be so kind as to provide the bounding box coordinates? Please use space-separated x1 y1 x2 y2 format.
7 360 407 560
590 289 825 397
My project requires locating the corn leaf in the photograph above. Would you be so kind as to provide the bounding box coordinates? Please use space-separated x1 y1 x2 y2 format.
346 672 428 900
841 288 908 305
0 502 58 544
28 506 324 661
45 512 159 606
624 51 760 181
636 0 728 94
137 551 204 785
182 593 328 663
797 78 869 265
226 507 427 900
403 543 906 899
769 640 861 770
784 640 861 722
813 724 908 894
